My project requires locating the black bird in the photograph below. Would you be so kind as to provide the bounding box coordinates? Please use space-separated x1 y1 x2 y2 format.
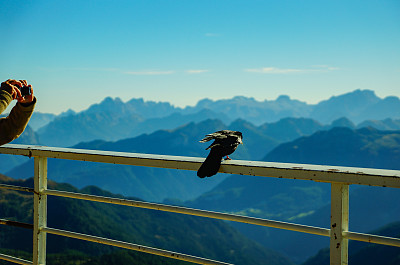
197 130 243 178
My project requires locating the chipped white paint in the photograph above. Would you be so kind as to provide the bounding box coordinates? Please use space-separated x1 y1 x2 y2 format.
33 157 47 265
330 183 349 265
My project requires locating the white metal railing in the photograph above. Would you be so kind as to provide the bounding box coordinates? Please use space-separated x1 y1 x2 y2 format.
0 144 399 265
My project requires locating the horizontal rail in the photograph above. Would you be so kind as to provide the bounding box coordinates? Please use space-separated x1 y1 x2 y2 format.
0 253 32 265
0 183 34 193
44 189 331 237
0 219 33 230
42 227 232 265
1 144 399 188
344 231 400 247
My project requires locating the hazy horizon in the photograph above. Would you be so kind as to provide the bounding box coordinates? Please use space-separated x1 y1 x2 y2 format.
16 88 395 115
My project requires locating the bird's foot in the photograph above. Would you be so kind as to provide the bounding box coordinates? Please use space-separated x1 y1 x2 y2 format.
224 156 232 160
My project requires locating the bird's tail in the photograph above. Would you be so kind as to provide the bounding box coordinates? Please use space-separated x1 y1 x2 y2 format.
197 149 222 178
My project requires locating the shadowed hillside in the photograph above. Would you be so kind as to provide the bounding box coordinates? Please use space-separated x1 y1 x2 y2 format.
0 175 294 265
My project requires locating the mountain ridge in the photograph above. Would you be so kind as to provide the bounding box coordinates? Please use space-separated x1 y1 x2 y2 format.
33 89 400 147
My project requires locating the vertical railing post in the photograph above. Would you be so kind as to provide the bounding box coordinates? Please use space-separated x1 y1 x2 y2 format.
33 157 47 265
330 182 349 265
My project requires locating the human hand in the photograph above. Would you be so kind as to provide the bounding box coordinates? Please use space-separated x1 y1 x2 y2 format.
1 79 23 100
0 79 34 103
16 80 34 104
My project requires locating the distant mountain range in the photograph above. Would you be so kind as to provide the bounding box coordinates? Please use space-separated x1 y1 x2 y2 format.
0 175 294 265
28 89 400 147
264 126 400 169
307 90 400 124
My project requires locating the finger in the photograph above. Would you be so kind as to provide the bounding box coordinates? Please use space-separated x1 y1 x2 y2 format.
8 79 23 88
18 93 35 104
19 80 28 87
26 94 34 103
14 86 22 99
11 88 18 100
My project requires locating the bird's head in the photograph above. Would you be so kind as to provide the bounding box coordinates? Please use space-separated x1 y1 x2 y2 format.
234 131 243 145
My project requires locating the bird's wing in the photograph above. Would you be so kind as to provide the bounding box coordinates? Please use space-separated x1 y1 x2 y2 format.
199 130 232 143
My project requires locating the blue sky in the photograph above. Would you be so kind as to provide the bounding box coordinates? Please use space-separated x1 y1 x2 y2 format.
1 0 399 114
